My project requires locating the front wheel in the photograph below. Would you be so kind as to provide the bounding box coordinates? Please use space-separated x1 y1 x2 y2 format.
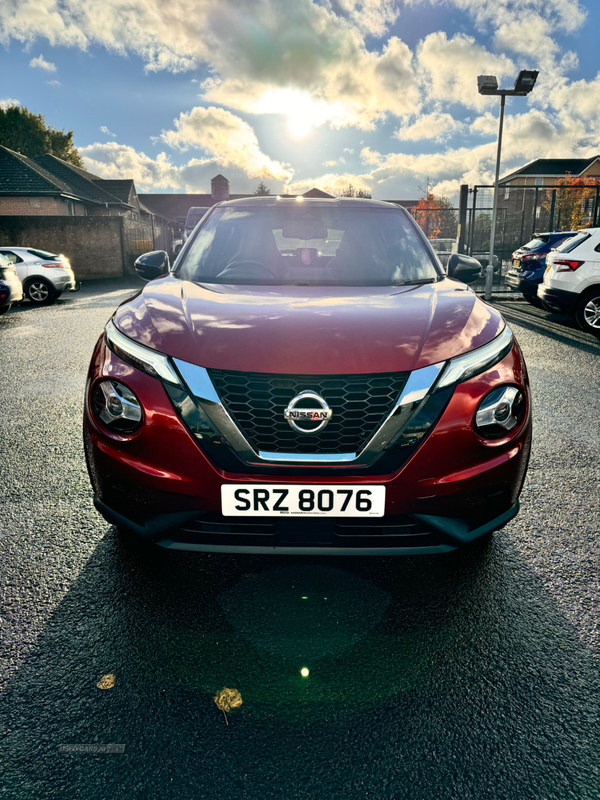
575 290 600 335
25 278 56 305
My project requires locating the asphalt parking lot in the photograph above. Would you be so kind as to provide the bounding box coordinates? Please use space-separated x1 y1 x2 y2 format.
1 280 599 800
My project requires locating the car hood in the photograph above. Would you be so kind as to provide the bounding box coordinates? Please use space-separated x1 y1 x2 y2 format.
114 277 505 374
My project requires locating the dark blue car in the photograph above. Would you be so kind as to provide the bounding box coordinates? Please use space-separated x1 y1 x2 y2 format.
506 231 577 306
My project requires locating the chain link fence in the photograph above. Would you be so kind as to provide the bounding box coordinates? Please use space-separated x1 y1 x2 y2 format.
410 183 600 293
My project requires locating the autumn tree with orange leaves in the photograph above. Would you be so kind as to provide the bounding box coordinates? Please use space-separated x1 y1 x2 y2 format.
542 173 600 231
413 193 457 239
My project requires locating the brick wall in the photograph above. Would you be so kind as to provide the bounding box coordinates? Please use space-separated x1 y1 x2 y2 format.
0 216 125 279
0 196 71 216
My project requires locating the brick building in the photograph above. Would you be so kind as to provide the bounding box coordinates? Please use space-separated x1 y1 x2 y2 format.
0 145 162 223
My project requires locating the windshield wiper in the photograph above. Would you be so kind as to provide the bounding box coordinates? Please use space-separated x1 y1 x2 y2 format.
392 277 438 286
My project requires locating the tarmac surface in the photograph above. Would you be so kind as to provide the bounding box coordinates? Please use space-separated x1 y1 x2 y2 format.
1 280 599 799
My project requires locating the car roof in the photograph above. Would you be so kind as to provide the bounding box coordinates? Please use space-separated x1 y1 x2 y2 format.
533 231 577 237
213 196 401 210
0 246 58 254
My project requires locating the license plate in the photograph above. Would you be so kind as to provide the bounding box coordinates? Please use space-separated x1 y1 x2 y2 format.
513 259 520 267
222 484 386 517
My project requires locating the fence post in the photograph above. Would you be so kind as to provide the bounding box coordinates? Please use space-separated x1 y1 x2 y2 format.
531 186 538 239
594 186 600 227
469 187 478 256
549 189 556 231
457 184 468 254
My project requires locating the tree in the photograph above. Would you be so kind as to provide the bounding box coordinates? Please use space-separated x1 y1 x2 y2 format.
542 173 600 231
0 104 84 167
253 181 271 195
413 193 457 239
341 182 371 198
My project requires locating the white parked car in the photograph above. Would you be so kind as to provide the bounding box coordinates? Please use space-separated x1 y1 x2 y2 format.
537 228 600 335
0 247 77 305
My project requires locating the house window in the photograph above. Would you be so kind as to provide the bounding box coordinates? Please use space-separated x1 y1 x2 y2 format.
535 178 544 186
503 182 510 199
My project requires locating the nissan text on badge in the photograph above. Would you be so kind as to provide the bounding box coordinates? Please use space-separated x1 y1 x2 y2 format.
84 197 531 554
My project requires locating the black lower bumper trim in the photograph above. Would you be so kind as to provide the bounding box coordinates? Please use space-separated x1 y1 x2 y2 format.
93 495 519 553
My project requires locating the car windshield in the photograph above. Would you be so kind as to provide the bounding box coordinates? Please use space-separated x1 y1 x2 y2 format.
27 249 60 260
185 208 209 229
177 205 441 286
521 237 549 252
555 233 588 253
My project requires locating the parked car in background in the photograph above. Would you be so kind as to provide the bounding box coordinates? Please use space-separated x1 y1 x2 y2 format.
429 238 455 267
0 252 23 312
184 207 210 242
472 251 500 273
538 228 600 335
85 197 531 555
0 247 77 305
506 231 577 306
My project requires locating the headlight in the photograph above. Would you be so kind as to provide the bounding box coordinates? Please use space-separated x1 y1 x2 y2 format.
435 326 513 391
92 380 143 433
474 386 526 439
105 319 181 386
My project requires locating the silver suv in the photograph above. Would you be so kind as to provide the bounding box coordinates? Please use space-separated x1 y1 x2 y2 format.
0 247 76 304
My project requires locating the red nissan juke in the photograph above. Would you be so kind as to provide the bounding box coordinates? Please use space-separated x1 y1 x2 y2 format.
84 197 531 554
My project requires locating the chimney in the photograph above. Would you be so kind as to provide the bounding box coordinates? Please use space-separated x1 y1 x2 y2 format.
211 174 230 201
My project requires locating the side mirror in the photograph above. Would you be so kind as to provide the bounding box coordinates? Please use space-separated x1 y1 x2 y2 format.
447 253 482 285
134 250 169 281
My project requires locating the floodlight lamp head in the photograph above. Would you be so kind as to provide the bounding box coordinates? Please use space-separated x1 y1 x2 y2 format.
514 70 539 94
477 75 498 95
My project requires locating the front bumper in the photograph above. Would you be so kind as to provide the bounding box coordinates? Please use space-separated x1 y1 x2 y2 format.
84 337 532 554
537 284 579 315
93 494 521 554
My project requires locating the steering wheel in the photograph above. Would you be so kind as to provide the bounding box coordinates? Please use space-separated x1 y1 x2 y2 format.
216 260 277 281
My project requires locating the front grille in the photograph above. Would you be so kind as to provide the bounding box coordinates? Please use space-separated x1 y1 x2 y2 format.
208 369 410 455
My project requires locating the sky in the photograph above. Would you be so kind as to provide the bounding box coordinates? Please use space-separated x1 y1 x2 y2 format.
1 0 599 201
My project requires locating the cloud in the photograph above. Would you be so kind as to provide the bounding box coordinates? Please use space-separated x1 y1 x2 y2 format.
0 98 20 109
324 160 337 166
79 141 292 194
416 32 515 111
29 53 57 72
0 0 422 129
46 79 60 86
159 106 293 182
100 125 116 136
396 112 464 141
343 147 354 154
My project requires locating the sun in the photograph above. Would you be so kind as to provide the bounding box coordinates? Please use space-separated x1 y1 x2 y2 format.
255 88 341 139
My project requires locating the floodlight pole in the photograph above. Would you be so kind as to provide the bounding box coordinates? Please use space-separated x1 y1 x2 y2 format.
478 70 538 301
485 93 506 301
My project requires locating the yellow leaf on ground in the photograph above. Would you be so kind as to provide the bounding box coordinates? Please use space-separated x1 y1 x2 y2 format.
214 687 242 724
97 674 116 689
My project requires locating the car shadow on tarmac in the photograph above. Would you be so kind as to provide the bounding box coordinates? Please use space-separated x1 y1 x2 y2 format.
492 300 600 354
0 528 598 800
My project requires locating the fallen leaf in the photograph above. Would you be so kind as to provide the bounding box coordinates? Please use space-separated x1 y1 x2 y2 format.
214 687 242 725
97 674 116 689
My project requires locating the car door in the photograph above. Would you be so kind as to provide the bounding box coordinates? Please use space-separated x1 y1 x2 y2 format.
0 250 27 284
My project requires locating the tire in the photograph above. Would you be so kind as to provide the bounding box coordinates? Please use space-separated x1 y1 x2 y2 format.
575 289 600 335
523 293 543 308
0 304 10 316
25 278 56 305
